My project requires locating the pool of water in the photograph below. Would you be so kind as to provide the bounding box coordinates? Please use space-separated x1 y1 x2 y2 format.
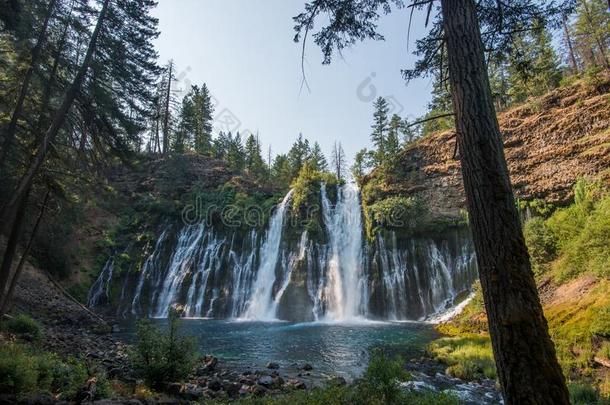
116 319 439 381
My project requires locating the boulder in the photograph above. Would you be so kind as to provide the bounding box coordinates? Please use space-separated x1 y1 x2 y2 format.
266 362 280 369
301 363 313 371
207 377 222 391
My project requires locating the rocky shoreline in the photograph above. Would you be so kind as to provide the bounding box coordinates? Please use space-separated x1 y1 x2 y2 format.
7 265 503 404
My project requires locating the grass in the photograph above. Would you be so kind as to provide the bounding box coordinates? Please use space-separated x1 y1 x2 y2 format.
428 335 496 381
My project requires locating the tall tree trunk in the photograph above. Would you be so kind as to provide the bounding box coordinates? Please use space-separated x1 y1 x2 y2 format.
439 1 569 404
0 0 111 227
562 15 579 74
0 188 30 305
580 0 610 69
0 0 59 170
162 61 173 155
0 190 50 317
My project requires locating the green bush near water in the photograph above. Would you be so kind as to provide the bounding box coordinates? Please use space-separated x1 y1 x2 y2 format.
131 309 198 389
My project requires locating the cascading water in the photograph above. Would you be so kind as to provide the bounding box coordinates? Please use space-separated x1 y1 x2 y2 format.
90 184 478 322
243 190 293 320
320 183 367 321
88 257 115 307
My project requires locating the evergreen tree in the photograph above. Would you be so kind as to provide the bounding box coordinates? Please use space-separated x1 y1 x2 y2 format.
386 114 401 159
244 133 266 178
295 1 573 402
287 133 311 178
271 153 292 189
351 147 371 180
225 132 245 173
308 141 328 172
571 0 610 70
173 84 215 155
370 97 389 164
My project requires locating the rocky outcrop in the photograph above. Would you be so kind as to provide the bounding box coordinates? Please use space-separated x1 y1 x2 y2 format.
364 75 610 219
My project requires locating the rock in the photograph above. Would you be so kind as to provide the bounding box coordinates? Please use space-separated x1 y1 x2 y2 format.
328 376 347 386
286 379 307 390
301 363 313 371
197 355 219 375
266 362 280 369
182 384 205 400
165 382 184 396
224 381 241 398
252 384 269 397
207 377 222 391
257 375 274 388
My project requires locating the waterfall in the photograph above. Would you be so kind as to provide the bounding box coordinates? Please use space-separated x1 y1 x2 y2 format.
154 224 205 318
87 257 115 307
320 183 367 321
89 184 478 322
131 227 170 314
243 190 294 320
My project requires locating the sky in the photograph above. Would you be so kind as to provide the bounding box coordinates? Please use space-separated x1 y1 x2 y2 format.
152 0 434 163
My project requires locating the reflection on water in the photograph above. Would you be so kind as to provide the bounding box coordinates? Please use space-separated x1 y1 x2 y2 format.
116 319 439 380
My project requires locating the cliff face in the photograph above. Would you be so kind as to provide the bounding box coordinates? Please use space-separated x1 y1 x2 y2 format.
367 75 610 219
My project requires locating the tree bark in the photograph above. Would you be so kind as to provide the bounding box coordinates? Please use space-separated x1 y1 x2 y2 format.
0 190 50 317
439 1 570 404
562 15 579 74
162 61 173 155
0 0 111 227
0 0 59 170
0 189 30 305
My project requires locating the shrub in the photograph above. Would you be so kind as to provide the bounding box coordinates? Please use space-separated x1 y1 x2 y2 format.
356 349 410 404
0 342 108 399
132 309 197 389
3 314 42 342
524 217 557 276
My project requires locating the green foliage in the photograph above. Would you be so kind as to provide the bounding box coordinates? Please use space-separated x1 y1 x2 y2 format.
0 342 108 400
520 179 610 281
357 349 409 404
428 335 497 381
569 383 610 405
132 310 197 389
524 217 558 276
365 196 428 239
291 161 339 218
3 314 42 342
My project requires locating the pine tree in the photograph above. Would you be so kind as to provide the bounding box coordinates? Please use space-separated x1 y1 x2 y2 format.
572 0 610 70
271 153 292 190
287 133 311 178
295 1 573 402
225 132 245 173
370 97 389 165
386 114 401 159
351 148 371 180
309 141 328 172
244 133 266 178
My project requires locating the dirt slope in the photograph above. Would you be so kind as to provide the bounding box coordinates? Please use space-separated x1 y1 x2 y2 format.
370 75 610 219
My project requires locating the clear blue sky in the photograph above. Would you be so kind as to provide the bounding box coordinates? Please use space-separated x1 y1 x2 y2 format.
152 0 433 163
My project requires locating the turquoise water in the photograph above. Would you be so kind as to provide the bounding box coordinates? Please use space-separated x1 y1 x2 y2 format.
117 319 439 380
